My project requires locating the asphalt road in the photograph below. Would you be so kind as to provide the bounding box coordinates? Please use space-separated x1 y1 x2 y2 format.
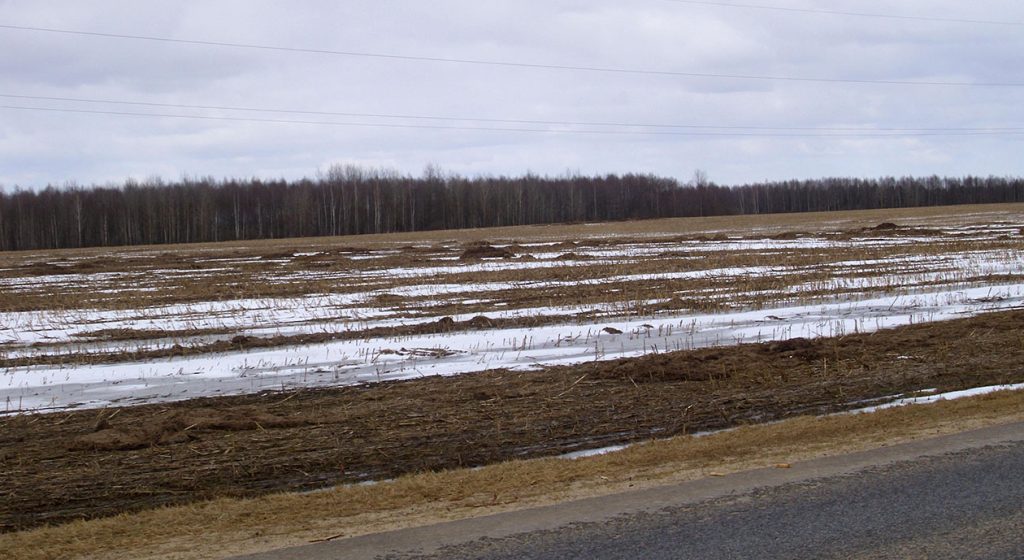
239 421 1024 560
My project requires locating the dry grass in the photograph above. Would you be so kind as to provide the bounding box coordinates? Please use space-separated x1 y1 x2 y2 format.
2 203 1023 556
3 203 1022 369
2 203 1022 312
4 388 1023 560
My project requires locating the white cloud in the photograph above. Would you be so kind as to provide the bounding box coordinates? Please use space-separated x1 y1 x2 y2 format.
1 0 1022 189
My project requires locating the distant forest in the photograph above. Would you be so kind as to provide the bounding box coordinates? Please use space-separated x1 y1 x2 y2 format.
1 167 1022 251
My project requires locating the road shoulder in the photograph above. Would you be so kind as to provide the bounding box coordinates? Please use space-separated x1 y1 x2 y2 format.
235 419 1024 559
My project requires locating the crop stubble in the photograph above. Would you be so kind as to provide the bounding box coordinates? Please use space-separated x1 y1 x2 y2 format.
2 308 1023 531
2 204 1024 531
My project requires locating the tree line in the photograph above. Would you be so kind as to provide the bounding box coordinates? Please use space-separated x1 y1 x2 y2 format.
1 166 1022 251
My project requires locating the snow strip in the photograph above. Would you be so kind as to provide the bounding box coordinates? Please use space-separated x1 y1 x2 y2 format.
3 283 1023 414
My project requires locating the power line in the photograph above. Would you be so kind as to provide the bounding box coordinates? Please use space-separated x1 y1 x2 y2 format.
0 23 1020 88
1 93 1020 133
2 104 1021 138
661 1 1024 27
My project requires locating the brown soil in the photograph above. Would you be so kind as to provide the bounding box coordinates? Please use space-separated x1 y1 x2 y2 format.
71 327 234 342
871 222 901 231
553 252 588 260
71 407 308 451
769 231 808 240
2 204 1022 315
459 243 515 260
853 222 943 237
6 393 1024 560
2 310 1024 532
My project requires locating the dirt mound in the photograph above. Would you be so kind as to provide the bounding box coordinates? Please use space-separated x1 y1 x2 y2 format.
230 335 260 347
20 260 110 276
459 244 515 260
767 337 813 352
857 223 943 237
20 263 67 276
770 231 808 240
764 337 821 360
466 315 496 329
871 222 901 231
399 245 444 254
372 292 405 306
71 425 193 450
70 408 306 451
260 251 296 260
600 354 715 383
553 252 585 260
693 234 730 242
432 316 457 332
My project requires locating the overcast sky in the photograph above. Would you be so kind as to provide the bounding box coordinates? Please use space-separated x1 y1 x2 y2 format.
1 0 1023 189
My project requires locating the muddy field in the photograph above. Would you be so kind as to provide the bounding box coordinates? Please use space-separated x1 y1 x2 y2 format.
3 205 1024 414
3 308 1023 531
2 204 1024 533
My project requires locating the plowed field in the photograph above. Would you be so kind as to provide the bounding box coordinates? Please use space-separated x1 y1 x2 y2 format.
3 308 1023 531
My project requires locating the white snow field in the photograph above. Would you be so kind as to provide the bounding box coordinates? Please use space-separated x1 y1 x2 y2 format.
2 214 1023 414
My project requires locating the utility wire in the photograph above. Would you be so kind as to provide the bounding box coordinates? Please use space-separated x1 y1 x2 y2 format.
0 23 1020 88
661 1 1024 27
1 93 1019 133
2 104 1021 138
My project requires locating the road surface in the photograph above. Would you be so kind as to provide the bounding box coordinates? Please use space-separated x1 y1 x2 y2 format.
238 421 1024 560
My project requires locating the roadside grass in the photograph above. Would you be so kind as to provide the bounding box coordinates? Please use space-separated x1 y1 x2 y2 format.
4 388 1023 560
